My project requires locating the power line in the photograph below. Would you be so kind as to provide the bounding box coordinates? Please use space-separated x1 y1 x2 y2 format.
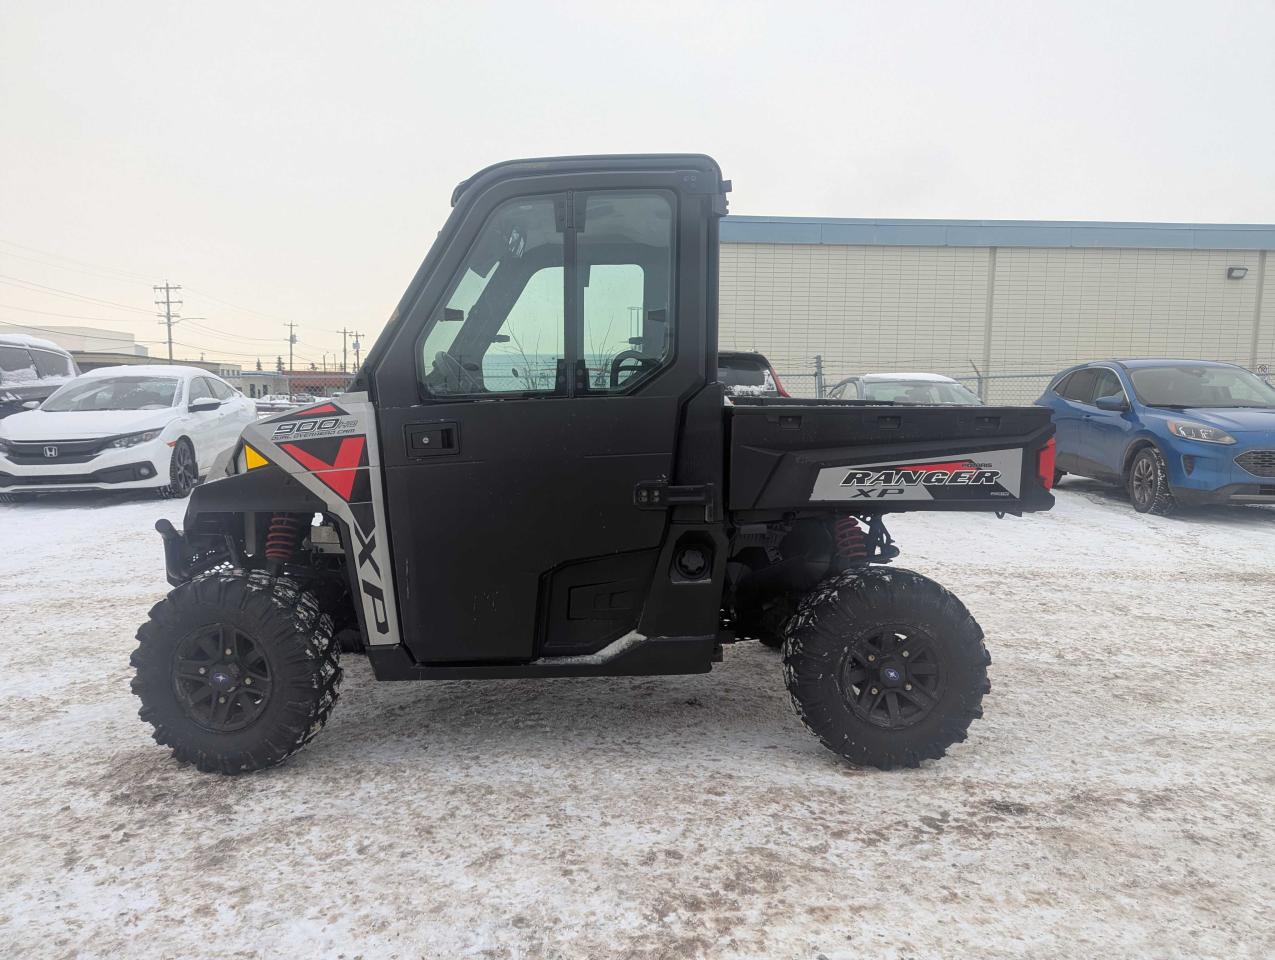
0 316 164 345
0 275 155 314
0 247 155 286
0 302 141 323
0 238 154 283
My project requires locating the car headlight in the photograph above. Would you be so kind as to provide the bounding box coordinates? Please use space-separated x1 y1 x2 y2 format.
1167 420 1236 444
109 429 163 449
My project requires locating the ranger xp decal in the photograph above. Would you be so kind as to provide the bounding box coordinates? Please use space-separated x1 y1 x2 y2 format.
810 448 1025 502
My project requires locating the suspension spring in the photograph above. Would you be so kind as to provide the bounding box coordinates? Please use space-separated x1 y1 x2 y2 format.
834 516 868 564
265 513 301 562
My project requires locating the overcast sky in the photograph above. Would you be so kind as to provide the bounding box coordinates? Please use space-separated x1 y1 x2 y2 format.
3 0 1274 367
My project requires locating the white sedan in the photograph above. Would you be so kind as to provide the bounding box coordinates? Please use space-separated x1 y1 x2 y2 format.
0 365 256 500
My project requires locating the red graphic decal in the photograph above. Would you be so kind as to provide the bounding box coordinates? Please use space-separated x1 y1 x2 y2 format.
280 436 366 501
297 402 340 416
889 460 977 475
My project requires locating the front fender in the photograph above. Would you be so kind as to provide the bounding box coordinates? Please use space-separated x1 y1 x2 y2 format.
182 464 327 528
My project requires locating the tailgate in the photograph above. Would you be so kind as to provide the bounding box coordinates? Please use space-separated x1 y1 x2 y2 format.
727 401 1055 514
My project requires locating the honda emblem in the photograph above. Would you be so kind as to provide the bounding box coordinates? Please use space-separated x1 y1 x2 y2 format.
43 445 58 458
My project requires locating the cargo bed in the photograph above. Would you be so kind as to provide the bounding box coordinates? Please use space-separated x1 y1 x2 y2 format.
726 398 1056 515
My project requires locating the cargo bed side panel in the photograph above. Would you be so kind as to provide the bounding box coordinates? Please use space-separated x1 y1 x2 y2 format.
727 403 1055 514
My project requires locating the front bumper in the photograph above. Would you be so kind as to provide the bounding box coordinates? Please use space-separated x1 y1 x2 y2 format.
1164 441 1275 504
1172 482 1275 505
0 438 169 492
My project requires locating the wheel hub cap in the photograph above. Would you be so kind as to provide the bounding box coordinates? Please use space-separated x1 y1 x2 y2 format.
838 626 945 730
172 624 272 732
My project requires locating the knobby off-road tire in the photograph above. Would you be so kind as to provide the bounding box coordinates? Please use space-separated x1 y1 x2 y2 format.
155 437 199 500
1127 446 1176 516
131 570 342 774
783 567 990 770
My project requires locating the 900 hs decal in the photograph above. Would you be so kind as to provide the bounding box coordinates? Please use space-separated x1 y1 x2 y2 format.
810 448 1024 502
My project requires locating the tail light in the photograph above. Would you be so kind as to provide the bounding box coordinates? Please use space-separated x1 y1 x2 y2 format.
768 364 791 397
1037 437 1057 490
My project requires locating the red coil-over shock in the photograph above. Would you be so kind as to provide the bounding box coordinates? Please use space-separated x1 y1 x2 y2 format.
834 516 868 564
265 513 301 562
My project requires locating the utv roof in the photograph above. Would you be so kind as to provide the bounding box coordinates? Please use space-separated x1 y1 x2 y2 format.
451 154 725 206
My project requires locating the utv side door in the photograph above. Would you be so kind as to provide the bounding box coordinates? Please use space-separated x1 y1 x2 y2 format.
369 158 724 664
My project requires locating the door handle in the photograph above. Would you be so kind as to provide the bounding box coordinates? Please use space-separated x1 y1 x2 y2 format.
404 421 459 458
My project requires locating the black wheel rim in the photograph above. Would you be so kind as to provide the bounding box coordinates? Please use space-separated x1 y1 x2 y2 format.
172 623 272 732
837 624 945 730
1131 455 1155 508
172 442 197 494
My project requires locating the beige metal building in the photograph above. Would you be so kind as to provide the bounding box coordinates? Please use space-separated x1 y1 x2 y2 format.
720 218 1275 402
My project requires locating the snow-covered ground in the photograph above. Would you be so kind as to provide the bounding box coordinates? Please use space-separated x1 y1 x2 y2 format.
1 484 1272 959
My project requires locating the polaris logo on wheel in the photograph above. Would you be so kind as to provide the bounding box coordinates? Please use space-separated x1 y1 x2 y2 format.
810 448 1024 502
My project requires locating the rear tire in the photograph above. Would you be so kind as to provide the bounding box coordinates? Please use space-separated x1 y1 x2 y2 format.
131 570 342 774
1127 446 1176 515
783 568 990 770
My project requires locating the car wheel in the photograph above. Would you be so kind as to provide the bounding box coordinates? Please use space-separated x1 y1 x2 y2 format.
157 438 199 499
1127 446 1176 515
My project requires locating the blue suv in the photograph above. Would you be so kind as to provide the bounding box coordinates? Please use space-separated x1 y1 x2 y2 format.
1036 359 1275 514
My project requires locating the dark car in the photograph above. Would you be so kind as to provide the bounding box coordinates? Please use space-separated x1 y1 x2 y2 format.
0 334 80 419
1035 358 1275 513
717 350 789 397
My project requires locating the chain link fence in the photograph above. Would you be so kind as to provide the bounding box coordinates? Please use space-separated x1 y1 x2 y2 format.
773 360 1274 405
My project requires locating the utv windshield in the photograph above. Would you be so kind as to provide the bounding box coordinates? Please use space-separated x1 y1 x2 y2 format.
41 376 181 412
1129 365 1275 409
861 380 982 405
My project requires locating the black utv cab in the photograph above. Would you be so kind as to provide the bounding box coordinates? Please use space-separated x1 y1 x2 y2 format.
133 154 1055 774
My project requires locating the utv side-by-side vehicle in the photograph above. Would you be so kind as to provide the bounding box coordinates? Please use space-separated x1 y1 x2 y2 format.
132 154 1056 774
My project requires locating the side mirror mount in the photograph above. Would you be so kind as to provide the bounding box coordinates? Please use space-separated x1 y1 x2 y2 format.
1094 394 1129 412
188 398 221 413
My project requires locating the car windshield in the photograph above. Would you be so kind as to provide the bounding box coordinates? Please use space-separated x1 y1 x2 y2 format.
861 380 981 404
1129 365 1275 409
41 376 181 412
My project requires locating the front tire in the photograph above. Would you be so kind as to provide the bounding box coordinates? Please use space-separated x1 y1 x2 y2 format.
131 571 342 774
783 568 990 770
1127 446 1176 515
156 437 198 499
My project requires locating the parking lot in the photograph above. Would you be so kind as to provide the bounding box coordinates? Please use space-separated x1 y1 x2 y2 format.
1 487 1272 959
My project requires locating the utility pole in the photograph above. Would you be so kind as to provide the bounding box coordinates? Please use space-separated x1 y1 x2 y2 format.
352 331 363 371
338 328 353 373
814 354 825 399
154 281 183 361
284 322 298 397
